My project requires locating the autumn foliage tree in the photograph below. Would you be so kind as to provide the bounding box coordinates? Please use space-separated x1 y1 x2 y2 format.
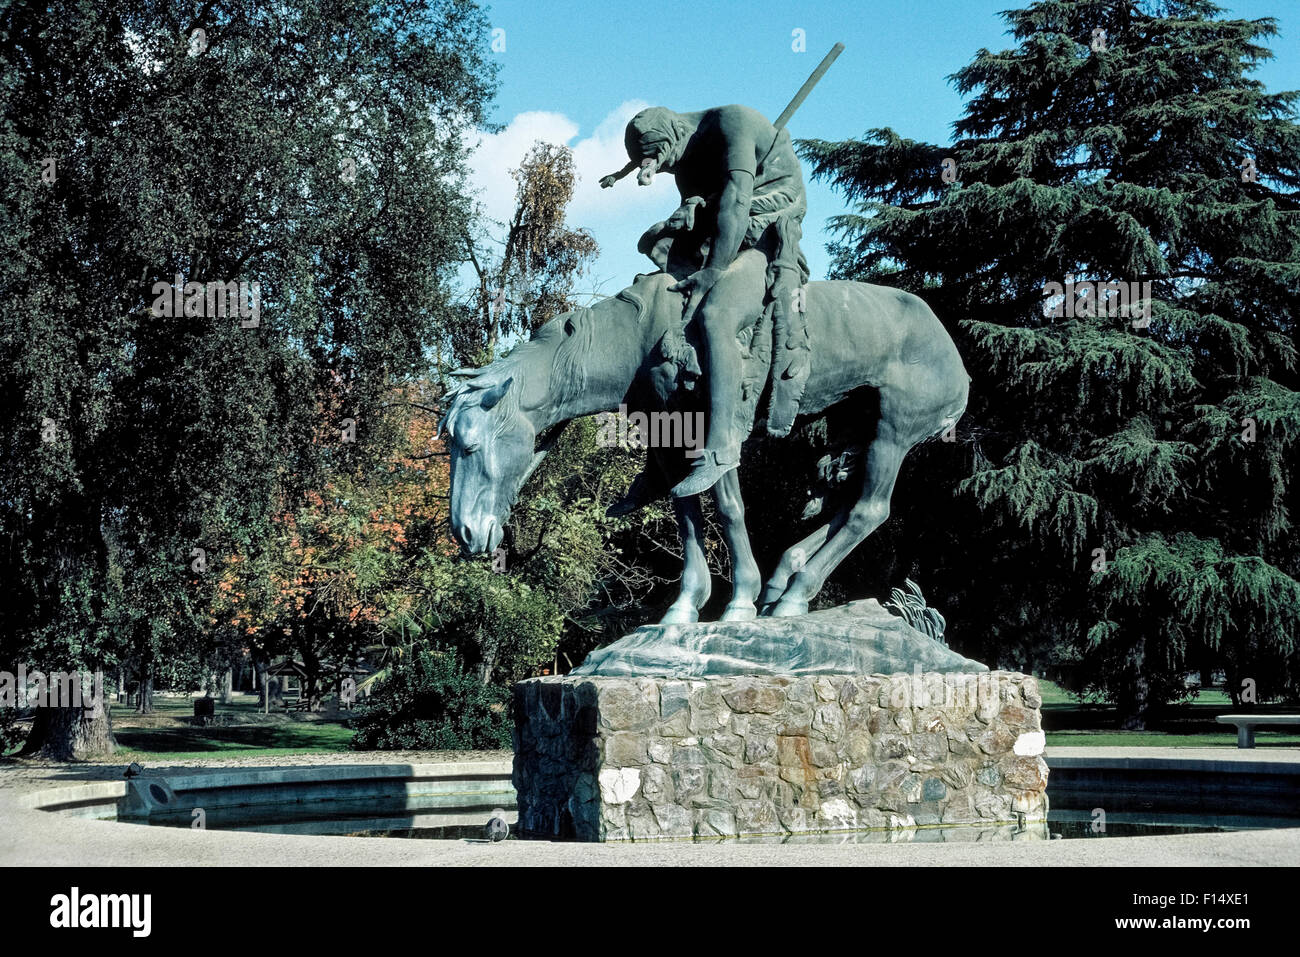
215 140 621 712
212 380 454 709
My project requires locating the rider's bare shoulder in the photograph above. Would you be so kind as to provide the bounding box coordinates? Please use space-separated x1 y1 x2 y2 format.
707 104 771 138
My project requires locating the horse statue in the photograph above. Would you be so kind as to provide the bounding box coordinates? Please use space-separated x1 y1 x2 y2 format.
438 248 968 623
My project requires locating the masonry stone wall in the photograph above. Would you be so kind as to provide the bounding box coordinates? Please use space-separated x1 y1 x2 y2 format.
512 672 1048 841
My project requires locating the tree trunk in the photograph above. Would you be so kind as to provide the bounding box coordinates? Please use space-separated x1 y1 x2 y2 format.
300 637 324 712
136 660 154 714
300 669 323 712
221 668 233 704
475 617 496 685
1224 666 1245 708
1118 636 1149 731
20 696 116 760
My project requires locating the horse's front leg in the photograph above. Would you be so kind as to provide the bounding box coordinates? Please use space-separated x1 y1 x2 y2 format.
660 493 711 624
712 469 760 621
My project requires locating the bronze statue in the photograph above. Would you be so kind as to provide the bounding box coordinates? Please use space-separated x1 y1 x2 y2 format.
442 50 970 633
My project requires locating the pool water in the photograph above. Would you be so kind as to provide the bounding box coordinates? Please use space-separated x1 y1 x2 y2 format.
139 803 1300 842
1045 809 1299 839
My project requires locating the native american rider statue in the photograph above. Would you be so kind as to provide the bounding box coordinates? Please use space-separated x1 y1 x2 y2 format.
600 104 811 500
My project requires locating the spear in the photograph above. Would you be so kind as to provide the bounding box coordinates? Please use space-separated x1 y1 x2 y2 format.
760 42 846 166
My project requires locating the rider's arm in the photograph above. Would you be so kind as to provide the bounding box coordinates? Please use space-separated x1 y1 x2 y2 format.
703 108 759 272
705 169 753 272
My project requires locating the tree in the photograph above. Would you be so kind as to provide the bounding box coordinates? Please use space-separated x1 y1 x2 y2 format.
509 414 723 668
457 141 600 361
215 138 622 696
0 0 497 756
798 0 1300 726
213 380 456 708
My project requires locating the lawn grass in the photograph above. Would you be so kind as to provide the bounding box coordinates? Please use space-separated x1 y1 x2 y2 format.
112 722 355 762
1035 679 1079 707
102 693 358 761
1046 731 1300 748
113 695 275 720
1037 679 1300 748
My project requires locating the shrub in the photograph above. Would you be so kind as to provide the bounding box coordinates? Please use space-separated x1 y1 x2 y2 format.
0 708 28 756
348 648 510 751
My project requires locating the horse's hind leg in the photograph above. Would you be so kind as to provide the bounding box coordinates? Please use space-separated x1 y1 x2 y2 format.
769 428 909 618
758 523 834 615
660 494 711 624
713 469 761 621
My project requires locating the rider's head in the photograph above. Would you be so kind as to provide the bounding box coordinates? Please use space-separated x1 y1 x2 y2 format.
625 107 691 175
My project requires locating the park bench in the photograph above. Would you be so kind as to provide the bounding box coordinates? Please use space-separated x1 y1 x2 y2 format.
1216 714 1300 748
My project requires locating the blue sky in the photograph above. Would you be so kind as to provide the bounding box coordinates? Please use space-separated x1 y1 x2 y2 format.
468 0 1300 295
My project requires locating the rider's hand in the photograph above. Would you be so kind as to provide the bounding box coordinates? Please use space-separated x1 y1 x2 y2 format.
664 197 706 232
599 174 618 189
669 266 724 325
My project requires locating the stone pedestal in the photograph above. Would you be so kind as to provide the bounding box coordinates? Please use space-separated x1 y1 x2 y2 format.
512 672 1048 842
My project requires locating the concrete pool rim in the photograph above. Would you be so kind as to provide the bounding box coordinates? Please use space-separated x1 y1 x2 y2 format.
2 748 1298 865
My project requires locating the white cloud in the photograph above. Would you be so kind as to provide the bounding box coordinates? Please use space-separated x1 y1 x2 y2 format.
464 101 682 291
466 110 579 223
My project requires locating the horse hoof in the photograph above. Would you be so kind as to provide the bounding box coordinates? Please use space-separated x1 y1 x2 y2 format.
720 602 757 622
659 605 699 625
769 599 808 618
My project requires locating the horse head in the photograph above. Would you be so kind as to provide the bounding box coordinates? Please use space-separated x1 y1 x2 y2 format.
438 297 654 557
438 370 535 555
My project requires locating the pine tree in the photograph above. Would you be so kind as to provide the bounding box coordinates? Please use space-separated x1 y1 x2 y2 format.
799 0 1300 726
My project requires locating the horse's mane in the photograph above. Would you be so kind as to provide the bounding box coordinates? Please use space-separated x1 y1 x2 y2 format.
548 305 603 409
440 297 638 439
439 363 521 442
